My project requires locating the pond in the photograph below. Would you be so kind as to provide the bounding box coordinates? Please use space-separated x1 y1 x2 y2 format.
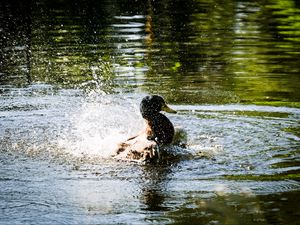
1 0 300 224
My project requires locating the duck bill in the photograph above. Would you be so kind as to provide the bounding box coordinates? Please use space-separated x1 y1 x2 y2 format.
162 104 177 114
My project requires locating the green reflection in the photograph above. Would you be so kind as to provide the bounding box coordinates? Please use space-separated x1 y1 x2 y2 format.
167 193 265 225
224 172 300 181
1 0 300 104
283 126 300 137
267 0 300 42
162 191 300 225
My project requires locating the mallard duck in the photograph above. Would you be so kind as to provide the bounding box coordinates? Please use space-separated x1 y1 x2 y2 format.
112 95 178 163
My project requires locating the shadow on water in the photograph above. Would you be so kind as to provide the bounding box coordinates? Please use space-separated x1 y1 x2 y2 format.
139 164 174 212
1 0 300 224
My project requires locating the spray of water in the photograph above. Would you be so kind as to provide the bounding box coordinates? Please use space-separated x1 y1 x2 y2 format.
56 94 144 160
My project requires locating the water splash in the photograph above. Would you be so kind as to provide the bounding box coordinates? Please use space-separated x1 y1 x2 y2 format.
0 85 144 163
57 95 143 159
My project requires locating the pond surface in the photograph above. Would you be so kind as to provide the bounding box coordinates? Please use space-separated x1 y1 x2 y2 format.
1 0 300 224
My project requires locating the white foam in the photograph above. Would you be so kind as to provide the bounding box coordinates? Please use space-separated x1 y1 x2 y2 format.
57 96 143 159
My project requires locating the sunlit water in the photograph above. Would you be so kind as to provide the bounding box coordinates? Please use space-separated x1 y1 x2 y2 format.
1 84 299 224
1 0 300 224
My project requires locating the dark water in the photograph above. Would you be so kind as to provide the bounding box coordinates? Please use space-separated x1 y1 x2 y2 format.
1 0 300 224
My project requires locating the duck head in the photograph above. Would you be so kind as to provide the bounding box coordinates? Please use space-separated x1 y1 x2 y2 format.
140 95 176 118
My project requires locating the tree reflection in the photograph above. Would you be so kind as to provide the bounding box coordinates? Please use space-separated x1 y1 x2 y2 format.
0 0 31 86
0 0 299 103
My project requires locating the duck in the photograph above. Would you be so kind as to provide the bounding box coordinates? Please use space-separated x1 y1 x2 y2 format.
112 95 181 163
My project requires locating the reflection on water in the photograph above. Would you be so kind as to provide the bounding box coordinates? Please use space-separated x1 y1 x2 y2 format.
1 0 300 224
1 0 300 103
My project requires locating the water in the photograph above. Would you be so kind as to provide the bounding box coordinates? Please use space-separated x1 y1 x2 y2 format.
1 0 300 224
1 85 299 224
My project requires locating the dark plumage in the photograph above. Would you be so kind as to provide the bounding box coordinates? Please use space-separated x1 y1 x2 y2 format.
112 95 177 162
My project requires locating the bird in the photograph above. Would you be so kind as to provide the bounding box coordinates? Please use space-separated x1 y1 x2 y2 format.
112 95 180 163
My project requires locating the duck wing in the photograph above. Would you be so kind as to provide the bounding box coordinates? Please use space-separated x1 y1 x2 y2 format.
113 134 158 162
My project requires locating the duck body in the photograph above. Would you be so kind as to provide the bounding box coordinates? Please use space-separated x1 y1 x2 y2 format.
113 95 177 163
143 111 174 145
